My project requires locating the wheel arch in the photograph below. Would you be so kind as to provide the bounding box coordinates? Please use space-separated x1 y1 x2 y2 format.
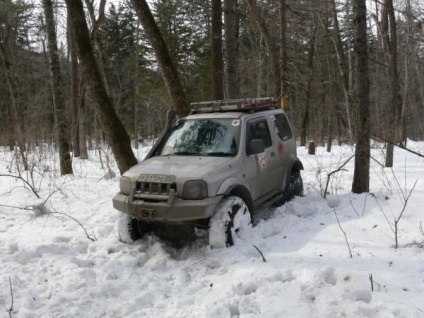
225 185 254 213
292 158 304 171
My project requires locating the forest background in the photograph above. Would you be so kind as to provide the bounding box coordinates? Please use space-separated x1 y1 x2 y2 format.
0 0 423 183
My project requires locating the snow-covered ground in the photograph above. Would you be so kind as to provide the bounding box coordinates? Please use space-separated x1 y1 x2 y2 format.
1 142 424 318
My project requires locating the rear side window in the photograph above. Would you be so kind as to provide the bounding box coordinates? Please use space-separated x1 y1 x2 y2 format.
246 118 272 149
274 113 293 141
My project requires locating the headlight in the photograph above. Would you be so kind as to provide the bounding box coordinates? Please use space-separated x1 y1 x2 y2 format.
182 180 208 200
120 176 132 195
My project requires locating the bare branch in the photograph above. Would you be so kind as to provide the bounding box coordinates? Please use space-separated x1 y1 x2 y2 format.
324 154 354 199
50 209 97 242
252 244 267 262
1 277 14 318
333 209 352 258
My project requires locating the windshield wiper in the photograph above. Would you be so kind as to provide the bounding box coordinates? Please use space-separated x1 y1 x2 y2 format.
166 151 203 156
206 152 235 157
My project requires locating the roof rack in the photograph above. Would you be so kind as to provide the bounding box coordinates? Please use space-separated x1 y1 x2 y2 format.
190 97 277 114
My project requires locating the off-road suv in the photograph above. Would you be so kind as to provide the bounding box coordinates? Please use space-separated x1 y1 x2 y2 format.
113 98 303 247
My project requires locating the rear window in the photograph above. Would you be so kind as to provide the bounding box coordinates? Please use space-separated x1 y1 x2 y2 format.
273 113 293 141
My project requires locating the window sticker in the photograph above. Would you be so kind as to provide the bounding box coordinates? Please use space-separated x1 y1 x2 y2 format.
273 122 279 135
232 119 240 127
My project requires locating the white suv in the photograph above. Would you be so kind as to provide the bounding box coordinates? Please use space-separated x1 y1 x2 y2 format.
113 98 303 247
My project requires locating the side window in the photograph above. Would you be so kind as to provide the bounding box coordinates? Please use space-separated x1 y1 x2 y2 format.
246 118 272 152
274 113 293 141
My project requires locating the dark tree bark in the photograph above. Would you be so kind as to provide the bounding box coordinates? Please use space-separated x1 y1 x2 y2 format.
64 0 137 175
68 14 80 158
331 0 353 143
0 0 28 170
224 0 238 99
212 0 224 100
383 0 402 167
79 83 88 159
279 0 290 117
300 24 317 147
43 0 73 175
130 0 188 115
352 0 370 194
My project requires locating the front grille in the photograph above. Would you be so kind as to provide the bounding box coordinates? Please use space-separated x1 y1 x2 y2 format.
136 181 176 195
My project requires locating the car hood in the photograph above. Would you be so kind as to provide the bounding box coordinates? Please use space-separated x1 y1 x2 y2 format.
124 155 233 181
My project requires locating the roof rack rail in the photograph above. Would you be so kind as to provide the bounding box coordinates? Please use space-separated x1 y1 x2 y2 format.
190 97 277 114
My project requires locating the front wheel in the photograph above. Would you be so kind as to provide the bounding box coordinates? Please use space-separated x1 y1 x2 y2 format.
209 196 252 248
116 214 149 243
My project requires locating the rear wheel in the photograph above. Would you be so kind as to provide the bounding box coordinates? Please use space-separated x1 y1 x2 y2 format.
283 170 304 202
209 196 252 248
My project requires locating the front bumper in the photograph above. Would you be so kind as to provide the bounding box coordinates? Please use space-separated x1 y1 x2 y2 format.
112 192 222 222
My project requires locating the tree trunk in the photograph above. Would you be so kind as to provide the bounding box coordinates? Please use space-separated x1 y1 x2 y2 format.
43 0 73 175
0 1 28 170
279 0 290 117
130 0 188 116
383 0 402 167
79 83 88 159
68 14 80 158
83 0 112 95
300 24 317 147
245 0 280 99
65 0 137 175
212 0 224 100
331 0 353 143
351 0 370 194
224 0 238 99
400 0 410 146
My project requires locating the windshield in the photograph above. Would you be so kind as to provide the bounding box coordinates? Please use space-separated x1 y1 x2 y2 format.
160 118 240 156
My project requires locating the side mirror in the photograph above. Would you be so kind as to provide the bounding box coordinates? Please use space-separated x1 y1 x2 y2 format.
248 139 265 155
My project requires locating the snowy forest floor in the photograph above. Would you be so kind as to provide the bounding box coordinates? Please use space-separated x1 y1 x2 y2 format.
1 141 424 318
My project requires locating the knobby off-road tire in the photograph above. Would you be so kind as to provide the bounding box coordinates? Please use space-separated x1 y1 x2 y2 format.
282 170 304 203
209 196 252 248
117 213 150 243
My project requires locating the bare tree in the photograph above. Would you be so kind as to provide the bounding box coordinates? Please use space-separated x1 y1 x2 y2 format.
65 0 137 175
300 22 317 147
245 0 280 98
331 0 353 143
383 0 402 167
279 0 290 117
68 14 80 158
212 0 224 100
224 0 238 98
0 0 28 170
42 0 73 175
130 0 188 116
351 0 370 193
